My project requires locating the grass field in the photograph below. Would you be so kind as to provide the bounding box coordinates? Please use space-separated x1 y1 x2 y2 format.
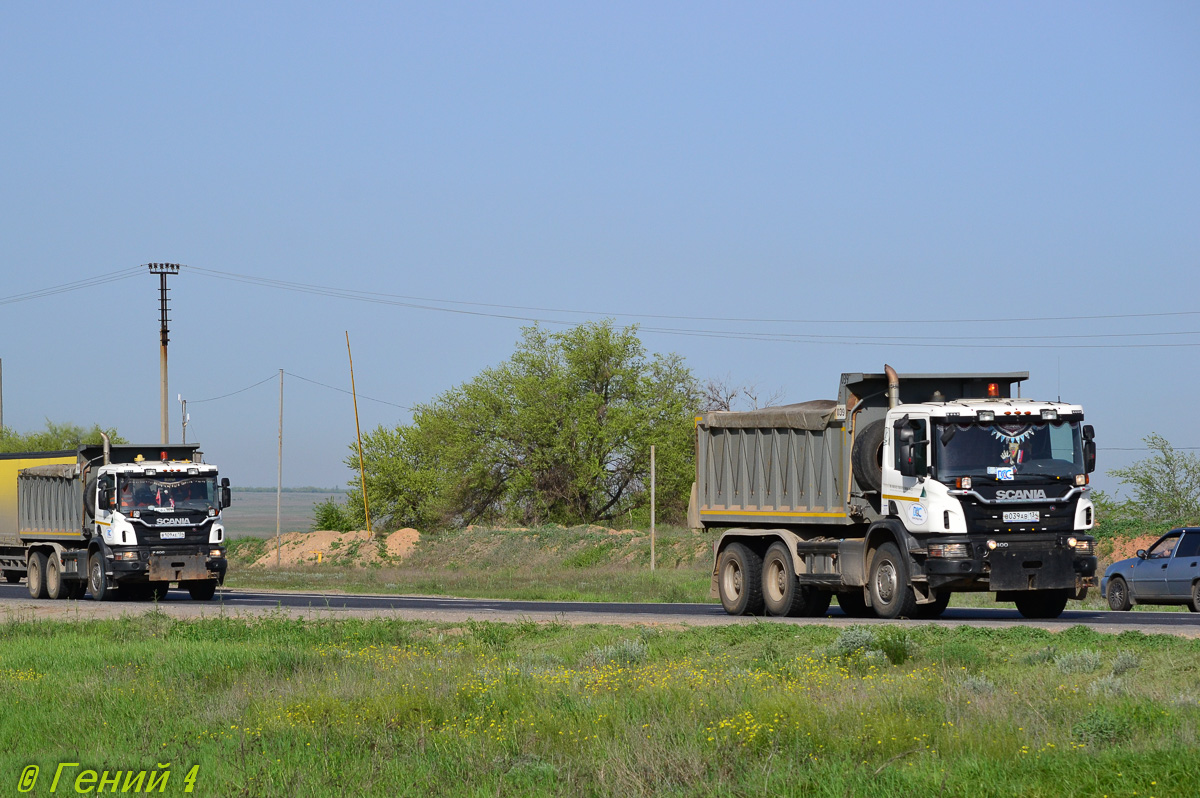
2 614 1196 797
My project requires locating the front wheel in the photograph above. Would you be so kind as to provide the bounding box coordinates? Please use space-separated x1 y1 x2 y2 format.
27 552 49 599
1014 589 1070 619
185 580 218 601
88 553 112 601
1107 577 1132 612
869 542 919 619
915 591 952 619
717 543 764 616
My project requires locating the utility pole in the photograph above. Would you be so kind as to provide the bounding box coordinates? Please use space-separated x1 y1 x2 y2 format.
650 444 656 572
276 369 283 567
147 263 181 445
346 332 371 536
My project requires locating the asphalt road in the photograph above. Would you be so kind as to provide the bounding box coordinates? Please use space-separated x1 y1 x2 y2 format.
2 582 1198 635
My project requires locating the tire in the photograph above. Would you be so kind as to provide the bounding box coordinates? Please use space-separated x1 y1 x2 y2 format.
27 552 49 600
717 542 764 616
1014 589 1070 619
88 552 112 601
852 420 886 494
3 571 20 584
186 580 218 601
1189 582 1199 614
152 582 170 601
45 555 66 600
915 591 952 619
837 591 873 618
1107 577 1132 612
868 542 919 619
67 581 88 600
762 542 807 617
804 590 833 617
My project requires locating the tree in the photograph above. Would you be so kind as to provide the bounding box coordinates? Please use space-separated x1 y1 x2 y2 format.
701 373 785 412
0 420 127 453
349 321 700 530
1107 433 1200 524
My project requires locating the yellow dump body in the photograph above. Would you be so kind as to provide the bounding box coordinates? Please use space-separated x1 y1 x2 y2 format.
0 452 76 547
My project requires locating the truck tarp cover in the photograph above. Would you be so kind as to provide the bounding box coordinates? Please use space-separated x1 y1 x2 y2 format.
20 464 77 479
699 400 837 430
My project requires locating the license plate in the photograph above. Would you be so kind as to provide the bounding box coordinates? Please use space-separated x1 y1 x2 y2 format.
159 530 186 540
1002 511 1040 523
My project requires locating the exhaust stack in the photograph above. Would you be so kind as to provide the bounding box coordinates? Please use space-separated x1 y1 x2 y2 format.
884 364 900 409
99 432 111 465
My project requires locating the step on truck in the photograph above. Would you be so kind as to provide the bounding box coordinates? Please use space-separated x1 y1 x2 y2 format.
688 367 1099 620
0 436 230 601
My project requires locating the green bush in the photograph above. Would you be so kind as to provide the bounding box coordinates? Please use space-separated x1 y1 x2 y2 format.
312 496 355 532
1111 650 1140 676
1056 649 1102 674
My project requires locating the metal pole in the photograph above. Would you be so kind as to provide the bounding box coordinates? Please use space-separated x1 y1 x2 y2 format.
650 444 656 572
276 369 283 568
147 263 180 445
179 396 187 444
346 332 372 535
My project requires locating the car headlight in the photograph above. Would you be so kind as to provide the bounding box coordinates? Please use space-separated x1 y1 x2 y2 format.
114 551 140 561
210 548 224 557
929 543 969 558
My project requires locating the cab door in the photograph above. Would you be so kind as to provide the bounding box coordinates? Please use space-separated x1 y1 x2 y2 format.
883 414 931 531
1164 530 1200 599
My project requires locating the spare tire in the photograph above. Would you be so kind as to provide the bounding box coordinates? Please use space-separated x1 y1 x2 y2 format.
852 419 886 494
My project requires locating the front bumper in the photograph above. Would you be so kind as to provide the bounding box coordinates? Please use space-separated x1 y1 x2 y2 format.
107 546 227 583
924 536 1096 592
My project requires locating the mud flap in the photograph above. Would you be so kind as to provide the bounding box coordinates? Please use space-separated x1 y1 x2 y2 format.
148 554 210 582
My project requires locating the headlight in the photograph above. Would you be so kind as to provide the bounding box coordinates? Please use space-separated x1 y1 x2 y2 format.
1067 536 1078 548
987 539 998 550
1075 474 1087 486
1040 409 1058 421
210 548 224 557
114 551 140 561
1073 539 1094 554
929 543 969 558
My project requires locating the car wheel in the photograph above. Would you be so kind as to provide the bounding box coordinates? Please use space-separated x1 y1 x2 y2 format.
1107 576 1132 612
1190 581 1200 614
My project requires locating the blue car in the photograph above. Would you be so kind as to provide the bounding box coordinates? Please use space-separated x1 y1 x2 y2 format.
1101 527 1200 612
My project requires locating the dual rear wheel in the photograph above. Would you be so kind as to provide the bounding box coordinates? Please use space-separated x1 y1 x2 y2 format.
717 542 831 618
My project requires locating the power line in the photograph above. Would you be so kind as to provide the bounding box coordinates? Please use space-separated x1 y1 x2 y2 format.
284 371 411 410
189 374 278 404
184 265 1200 327
0 267 142 307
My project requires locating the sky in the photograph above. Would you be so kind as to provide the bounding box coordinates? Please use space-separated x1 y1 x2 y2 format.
1 2 1198 495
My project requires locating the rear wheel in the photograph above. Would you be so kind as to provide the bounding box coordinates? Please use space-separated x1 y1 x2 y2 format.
869 542 919 619
45 555 66 600
88 553 112 601
1107 577 1132 612
1190 582 1199 613
804 590 833 617
915 591 952 619
717 543 764 616
27 552 49 599
762 542 808 617
67 581 88 600
836 591 873 618
152 582 170 601
1014 589 1070 619
186 580 218 601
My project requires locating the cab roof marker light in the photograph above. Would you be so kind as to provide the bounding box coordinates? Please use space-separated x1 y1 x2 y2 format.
977 410 995 422
1041 409 1058 421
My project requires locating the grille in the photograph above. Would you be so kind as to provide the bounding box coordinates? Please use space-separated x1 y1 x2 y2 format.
961 498 1078 533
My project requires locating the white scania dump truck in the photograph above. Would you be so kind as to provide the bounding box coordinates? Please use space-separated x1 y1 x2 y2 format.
689 367 1098 620
0 438 230 601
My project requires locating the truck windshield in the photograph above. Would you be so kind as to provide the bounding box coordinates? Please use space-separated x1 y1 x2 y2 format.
117 475 218 511
934 420 1085 480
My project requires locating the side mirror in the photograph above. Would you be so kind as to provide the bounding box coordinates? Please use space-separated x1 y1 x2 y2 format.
219 478 232 509
1084 440 1096 473
98 487 112 509
1082 424 1095 441
1136 549 1147 560
895 423 918 478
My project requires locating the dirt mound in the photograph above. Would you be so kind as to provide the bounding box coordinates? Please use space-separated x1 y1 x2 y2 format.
250 529 421 567
1108 534 1163 562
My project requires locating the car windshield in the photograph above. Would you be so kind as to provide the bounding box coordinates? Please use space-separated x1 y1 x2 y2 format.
934 420 1085 480
117 475 218 511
